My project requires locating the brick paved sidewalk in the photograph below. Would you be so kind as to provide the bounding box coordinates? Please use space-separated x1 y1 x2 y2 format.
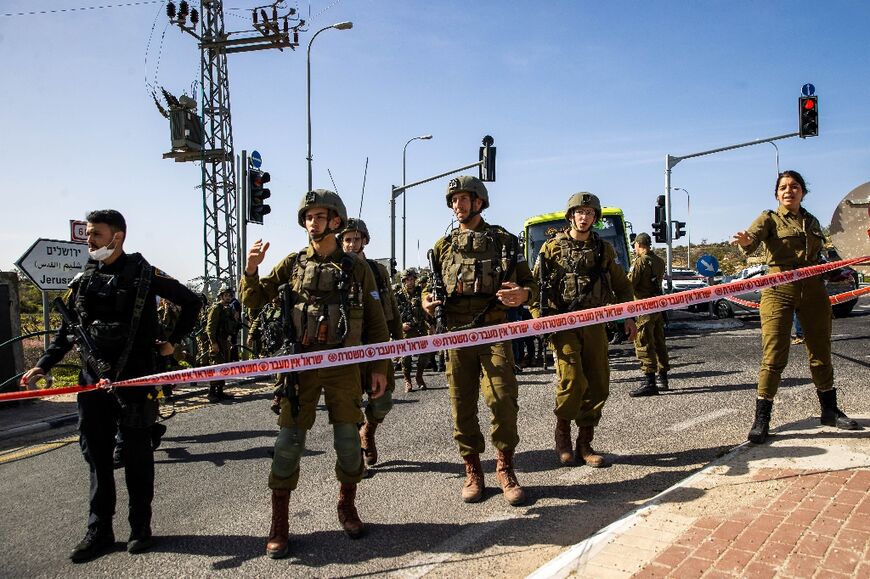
531 417 869 579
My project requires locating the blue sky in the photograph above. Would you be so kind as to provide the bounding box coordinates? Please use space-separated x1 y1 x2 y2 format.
2 0 869 283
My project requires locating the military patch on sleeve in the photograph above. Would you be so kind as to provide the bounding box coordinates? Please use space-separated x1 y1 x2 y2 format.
370 291 381 301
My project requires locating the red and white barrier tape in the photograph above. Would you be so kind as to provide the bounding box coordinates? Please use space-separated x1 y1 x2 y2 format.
4 256 867 402
723 282 870 310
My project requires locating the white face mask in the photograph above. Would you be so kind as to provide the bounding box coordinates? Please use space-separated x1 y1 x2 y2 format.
88 235 118 261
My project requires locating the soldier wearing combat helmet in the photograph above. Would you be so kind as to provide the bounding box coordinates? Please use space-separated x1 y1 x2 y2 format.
531 192 637 468
395 267 433 392
628 232 671 397
423 175 538 506
241 189 390 557
337 217 404 469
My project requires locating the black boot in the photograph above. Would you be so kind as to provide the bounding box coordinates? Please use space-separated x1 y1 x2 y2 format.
70 527 115 563
127 526 154 554
629 373 658 397
817 389 860 430
748 398 774 444
207 384 220 403
151 422 167 450
657 372 669 391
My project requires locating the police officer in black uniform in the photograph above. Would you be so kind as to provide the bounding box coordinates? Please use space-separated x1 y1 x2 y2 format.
21 210 201 563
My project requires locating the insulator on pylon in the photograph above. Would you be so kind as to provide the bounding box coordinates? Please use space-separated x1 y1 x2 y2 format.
272 6 277 21
166 1 176 18
260 9 269 23
283 17 289 33
190 8 198 25
179 0 189 17
252 9 258 24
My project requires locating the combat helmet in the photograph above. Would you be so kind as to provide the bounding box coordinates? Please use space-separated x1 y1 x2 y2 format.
297 189 348 231
339 217 370 243
634 232 652 247
218 284 234 296
565 192 602 222
401 267 418 280
445 175 489 210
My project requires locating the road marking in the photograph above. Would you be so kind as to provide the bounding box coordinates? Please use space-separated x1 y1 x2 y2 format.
0 435 77 464
389 513 519 578
670 408 738 432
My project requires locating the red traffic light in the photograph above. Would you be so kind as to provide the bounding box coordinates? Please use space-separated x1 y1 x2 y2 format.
803 99 816 110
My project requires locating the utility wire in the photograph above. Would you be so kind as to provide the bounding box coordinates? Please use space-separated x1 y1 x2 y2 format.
2 0 162 17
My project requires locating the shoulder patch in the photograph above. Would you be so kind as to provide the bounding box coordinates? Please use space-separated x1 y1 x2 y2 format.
370 290 381 301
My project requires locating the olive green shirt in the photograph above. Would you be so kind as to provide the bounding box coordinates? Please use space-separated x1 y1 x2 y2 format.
239 244 390 375
423 220 538 328
530 230 633 317
628 251 666 299
206 303 237 346
368 259 404 341
741 205 826 268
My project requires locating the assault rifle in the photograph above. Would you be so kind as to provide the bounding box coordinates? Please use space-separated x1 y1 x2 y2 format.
537 253 551 370
427 249 447 333
276 284 300 417
53 297 113 380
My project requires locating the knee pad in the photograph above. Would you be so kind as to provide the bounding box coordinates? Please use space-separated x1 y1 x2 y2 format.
332 422 362 472
272 426 306 479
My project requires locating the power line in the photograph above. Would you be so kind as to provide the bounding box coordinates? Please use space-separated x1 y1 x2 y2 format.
1 1 162 18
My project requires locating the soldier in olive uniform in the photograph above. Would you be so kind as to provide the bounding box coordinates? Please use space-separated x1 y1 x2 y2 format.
396 268 432 392
531 193 637 467
338 217 403 468
241 189 390 558
205 285 238 402
732 170 859 444
423 176 537 506
248 295 284 357
628 232 670 397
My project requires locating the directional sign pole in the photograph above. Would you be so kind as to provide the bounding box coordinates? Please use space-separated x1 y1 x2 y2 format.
42 292 50 351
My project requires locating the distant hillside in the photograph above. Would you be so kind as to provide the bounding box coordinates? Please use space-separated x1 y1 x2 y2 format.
652 241 760 275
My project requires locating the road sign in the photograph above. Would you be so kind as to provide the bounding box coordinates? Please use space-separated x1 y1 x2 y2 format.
250 150 262 169
696 254 720 277
15 238 88 291
801 83 815 97
70 220 87 242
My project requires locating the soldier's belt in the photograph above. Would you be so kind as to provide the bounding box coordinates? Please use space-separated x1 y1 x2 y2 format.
5 256 867 402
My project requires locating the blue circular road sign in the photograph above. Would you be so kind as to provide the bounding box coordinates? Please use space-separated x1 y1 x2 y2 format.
801 83 815 97
251 150 262 169
696 254 720 277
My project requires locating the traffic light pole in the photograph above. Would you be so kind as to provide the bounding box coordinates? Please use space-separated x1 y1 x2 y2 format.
663 131 798 290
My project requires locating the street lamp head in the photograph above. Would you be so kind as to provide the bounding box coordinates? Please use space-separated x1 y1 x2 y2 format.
420 135 433 140
332 21 353 30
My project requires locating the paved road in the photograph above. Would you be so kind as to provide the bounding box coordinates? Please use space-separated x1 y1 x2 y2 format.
1 297 867 578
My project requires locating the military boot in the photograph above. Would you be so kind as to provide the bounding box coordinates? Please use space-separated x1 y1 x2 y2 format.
216 382 234 400
554 418 574 465
461 454 485 503
266 489 290 558
151 422 167 451
403 370 413 392
70 526 114 563
496 449 526 506
747 398 774 444
359 420 379 467
629 373 658 397
657 371 670 392
817 389 860 430
207 383 220 403
337 483 365 539
576 426 608 468
415 366 427 390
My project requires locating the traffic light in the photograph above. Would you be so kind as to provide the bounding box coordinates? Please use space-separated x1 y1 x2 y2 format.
652 195 667 243
479 135 496 182
799 96 818 138
248 169 271 224
673 221 686 240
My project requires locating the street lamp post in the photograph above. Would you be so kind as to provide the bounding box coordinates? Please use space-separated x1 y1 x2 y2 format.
402 134 433 269
673 187 691 267
306 21 353 192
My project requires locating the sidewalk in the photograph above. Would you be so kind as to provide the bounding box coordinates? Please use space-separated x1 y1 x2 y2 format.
530 417 869 579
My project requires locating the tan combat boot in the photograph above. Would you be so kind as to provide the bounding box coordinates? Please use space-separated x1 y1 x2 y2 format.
496 449 526 506
337 483 364 539
359 421 379 467
555 418 574 465
403 370 413 393
461 454 485 503
266 489 290 559
576 426 608 468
